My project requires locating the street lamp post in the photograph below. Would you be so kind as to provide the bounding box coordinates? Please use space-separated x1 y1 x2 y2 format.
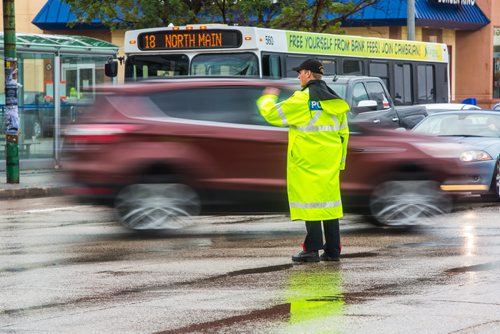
3 0 20 183
407 0 416 41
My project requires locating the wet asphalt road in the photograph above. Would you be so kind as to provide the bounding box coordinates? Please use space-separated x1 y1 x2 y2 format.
1 196 500 333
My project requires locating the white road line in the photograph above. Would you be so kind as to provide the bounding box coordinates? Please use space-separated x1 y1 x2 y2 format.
24 206 89 213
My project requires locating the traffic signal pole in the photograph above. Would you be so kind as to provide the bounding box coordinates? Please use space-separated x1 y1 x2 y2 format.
3 0 20 183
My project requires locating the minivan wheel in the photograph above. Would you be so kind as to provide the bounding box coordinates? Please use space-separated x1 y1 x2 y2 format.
369 180 452 227
114 183 200 230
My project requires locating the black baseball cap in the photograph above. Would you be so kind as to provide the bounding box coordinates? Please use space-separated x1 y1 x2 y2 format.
292 59 324 74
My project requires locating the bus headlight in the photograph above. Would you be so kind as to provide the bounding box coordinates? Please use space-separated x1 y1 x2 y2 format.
460 150 492 162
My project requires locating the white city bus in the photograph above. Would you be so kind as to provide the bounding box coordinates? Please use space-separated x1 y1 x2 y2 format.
123 24 450 105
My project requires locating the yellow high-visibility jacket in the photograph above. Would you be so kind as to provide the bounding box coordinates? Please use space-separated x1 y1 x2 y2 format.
257 84 349 221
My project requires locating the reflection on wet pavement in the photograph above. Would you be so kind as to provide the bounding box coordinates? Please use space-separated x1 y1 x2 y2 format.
282 267 344 333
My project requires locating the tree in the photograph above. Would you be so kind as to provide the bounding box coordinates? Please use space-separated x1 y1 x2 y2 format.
270 0 381 33
63 0 208 29
63 0 380 33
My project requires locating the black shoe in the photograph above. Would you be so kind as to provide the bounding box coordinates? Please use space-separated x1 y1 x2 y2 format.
320 252 340 262
292 251 320 263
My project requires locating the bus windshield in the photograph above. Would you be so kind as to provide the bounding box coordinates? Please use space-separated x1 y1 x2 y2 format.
124 52 259 80
191 53 258 76
125 54 189 80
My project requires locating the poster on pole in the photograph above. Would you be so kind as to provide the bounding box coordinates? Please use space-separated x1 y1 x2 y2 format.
4 58 19 136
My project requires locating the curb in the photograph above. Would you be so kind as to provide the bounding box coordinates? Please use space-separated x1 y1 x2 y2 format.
0 187 65 200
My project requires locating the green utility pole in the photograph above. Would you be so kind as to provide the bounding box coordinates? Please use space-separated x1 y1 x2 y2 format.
3 0 20 183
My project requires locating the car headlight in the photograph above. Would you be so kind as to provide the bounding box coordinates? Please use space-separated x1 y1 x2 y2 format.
414 142 466 158
460 150 493 162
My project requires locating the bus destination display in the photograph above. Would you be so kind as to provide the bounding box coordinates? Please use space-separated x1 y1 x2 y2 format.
138 30 242 50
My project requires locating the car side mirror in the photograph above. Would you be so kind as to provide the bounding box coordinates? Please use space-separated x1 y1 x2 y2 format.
353 100 378 113
105 60 118 78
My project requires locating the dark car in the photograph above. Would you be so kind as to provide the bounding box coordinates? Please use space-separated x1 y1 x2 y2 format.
62 78 475 230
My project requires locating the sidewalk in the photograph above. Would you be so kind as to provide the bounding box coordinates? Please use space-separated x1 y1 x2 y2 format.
0 169 66 200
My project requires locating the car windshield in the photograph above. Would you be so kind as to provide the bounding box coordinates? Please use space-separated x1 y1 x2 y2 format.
413 113 500 138
330 83 347 99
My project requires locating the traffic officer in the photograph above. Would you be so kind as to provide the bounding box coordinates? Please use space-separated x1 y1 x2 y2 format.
257 59 350 263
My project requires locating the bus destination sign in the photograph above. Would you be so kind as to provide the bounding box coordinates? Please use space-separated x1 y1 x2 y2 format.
138 30 242 50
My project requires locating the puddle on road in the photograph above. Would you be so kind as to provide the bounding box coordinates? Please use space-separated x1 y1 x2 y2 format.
342 252 378 258
155 303 291 334
160 266 385 334
446 260 500 274
195 251 379 281
227 264 293 276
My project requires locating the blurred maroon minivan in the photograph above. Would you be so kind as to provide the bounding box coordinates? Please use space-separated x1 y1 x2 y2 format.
62 78 473 230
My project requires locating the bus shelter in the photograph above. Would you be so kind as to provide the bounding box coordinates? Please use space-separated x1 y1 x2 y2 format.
1 33 118 170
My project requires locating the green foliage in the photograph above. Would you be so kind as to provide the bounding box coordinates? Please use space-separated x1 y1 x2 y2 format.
63 0 380 33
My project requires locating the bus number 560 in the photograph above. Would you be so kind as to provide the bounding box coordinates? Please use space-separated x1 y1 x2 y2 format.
265 36 274 46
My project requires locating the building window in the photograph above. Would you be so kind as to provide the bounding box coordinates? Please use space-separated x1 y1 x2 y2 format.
389 26 401 40
494 56 500 99
422 28 443 43
417 64 436 104
494 28 500 99
394 63 412 105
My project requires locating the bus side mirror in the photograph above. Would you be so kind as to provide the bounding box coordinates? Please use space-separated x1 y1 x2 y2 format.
105 60 118 78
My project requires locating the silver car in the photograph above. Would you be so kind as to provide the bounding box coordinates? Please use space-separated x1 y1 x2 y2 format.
412 110 500 199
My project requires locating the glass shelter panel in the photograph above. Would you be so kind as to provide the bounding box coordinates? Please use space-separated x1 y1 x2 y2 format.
60 55 114 130
1 52 54 160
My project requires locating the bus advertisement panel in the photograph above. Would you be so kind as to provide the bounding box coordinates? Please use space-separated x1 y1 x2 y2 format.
123 24 449 104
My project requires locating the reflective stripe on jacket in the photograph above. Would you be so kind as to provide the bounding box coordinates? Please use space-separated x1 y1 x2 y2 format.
257 88 349 221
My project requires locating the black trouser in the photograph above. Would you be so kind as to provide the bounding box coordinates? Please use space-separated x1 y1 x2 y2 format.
303 219 341 257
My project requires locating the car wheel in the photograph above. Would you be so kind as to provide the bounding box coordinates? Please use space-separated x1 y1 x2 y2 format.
369 180 452 227
492 160 500 199
114 182 200 230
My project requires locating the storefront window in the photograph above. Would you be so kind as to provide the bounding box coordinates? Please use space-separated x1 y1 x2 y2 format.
494 28 500 99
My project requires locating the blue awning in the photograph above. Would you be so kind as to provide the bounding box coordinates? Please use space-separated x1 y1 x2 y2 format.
34 0 490 31
32 0 107 30
344 0 489 30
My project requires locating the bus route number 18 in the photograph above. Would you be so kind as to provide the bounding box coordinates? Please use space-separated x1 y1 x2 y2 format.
265 36 274 46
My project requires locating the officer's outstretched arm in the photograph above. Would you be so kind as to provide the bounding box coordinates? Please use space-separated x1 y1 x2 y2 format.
256 94 285 127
